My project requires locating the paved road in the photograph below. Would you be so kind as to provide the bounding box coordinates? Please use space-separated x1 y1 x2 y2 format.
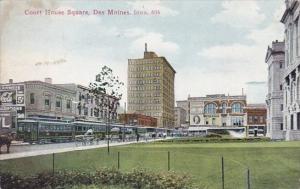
0 138 166 160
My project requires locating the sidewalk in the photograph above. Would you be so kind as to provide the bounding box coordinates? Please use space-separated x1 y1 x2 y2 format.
0 138 164 161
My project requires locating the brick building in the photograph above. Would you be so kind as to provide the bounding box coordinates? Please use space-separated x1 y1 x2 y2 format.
244 104 267 136
119 113 157 127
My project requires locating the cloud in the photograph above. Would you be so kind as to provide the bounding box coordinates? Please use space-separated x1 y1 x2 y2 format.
128 0 178 17
211 0 265 29
196 1 285 99
124 28 179 56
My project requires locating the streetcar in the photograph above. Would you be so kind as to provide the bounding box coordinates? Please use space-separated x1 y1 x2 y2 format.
16 118 174 144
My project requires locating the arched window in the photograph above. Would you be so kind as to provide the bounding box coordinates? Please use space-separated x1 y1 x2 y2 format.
291 82 294 103
222 103 227 114
204 103 217 114
232 102 243 113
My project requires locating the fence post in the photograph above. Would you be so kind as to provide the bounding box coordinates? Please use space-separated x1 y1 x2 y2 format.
247 168 250 189
168 151 170 171
221 156 224 189
118 151 120 169
52 153 55 176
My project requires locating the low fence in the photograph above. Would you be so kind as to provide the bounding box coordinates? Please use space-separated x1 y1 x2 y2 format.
0 143 299 189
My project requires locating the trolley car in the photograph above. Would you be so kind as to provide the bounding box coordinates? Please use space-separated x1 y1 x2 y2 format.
16 118 174 144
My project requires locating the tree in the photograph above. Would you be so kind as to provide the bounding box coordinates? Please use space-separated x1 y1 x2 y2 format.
89 66 124 154
89 66 124 100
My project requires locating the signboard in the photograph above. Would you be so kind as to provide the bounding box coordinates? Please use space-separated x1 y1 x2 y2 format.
0 110 17 131
0 84 25 118
190 114 205 125
0 111 12 128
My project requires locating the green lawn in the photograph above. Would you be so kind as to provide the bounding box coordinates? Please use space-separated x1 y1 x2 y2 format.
1 141 300 189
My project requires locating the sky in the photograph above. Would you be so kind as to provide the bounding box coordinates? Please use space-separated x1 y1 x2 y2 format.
0 0 285 106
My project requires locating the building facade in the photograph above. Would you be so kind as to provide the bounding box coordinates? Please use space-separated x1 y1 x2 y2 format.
174 107 187 128
0 78 120 129
57 83 119 122
177 94 247 127
0 79 77 122
244 104 267 136
119 113 157 127
280 0 300 140
127 44 176 128
265 41 285 140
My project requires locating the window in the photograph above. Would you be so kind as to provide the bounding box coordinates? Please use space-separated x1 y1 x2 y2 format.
290 24 294 63
45 99 50 106
280 84 283 90
280 104 283 111
296 19 299 56
56 99 61 108
248 116 253 123
231 116 244 126
66 99 71 109
291 114 294 130
280 63 283 68
30 93 35 104
280 123 283 130
84 107 88 116
291 82 294 103
232 102 243 113
204 103 217 114
222 103 226 114
259 116 264 123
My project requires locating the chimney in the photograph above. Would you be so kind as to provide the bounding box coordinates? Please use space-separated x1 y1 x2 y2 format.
242 88 244 96
45 78 52 84
145 43 148 52
9 79 13 84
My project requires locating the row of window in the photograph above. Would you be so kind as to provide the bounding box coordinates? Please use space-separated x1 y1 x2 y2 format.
128 93 161 98
129 85 161 91
204 102 243 114
30 93 72 110
202 116 244 126
128 60 161 65
128 72 161 78
248 116 265 124
128 99 161 104
78 107 117 119
128 65 161 71
128 79 160 85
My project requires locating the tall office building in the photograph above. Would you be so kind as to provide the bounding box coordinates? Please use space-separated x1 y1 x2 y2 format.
127 44 176 128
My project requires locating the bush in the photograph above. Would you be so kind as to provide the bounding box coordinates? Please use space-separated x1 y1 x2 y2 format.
0 168 191 189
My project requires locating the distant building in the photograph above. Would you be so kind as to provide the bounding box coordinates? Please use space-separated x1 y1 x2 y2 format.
127 43 176 128
174 107 187 128
57 83 119 122
265 40 285 140
244 104 267 136
177 94 247 127
119 113 157 127
281 0 300 140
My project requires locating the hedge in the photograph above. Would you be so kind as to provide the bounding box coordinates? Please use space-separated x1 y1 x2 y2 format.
156 137 271 143
0 168 191 189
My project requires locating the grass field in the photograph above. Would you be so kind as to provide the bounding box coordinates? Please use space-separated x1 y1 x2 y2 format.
1 141 300 189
